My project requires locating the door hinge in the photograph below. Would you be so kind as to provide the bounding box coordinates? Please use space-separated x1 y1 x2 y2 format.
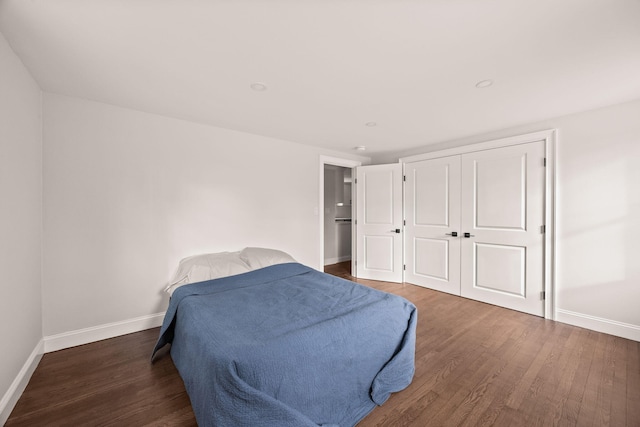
541 291 546 300
543 158 547 167
354 178 357 184
354 219 357 225
403 175 406 182
540 225 546 234
403 219 406 226
403 264 406 271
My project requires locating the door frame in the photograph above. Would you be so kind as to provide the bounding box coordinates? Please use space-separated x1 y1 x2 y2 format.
400 129 557 320
319 156 362 273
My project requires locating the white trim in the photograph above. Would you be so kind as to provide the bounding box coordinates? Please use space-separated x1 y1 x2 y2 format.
319 155 362 169
400 129 556 162
0 339 44 426
543 130 557 320
556 309 640 342
43 312 165 353
400 129 557 320
319 156 362 271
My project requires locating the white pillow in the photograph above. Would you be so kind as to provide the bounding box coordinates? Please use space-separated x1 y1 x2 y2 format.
165 251 251 295
239 247 296 269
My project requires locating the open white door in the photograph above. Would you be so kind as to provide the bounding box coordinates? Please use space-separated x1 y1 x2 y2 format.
355 164 403 283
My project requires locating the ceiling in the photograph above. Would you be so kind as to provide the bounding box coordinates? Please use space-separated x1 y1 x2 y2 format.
2 0 640 158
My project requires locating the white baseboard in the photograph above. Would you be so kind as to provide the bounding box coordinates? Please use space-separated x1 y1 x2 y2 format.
0 339 44 426
324 256 352 266
44 312 165 353
556 309 640 342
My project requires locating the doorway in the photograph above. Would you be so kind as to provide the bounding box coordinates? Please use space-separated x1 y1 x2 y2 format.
324 165 353 266
319 156 361 272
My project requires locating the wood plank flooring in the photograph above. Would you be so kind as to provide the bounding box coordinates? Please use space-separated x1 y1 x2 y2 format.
7 262 640 426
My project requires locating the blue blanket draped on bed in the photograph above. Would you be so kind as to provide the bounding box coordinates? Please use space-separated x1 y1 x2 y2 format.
152 263 416 427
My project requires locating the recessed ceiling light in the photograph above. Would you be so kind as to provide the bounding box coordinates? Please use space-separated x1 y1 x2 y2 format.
475 79 494 89
365 122 377 127
250 82 267 91
354 146 367 151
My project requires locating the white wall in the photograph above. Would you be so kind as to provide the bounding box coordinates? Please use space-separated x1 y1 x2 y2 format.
0 31 43 422
376 99 640 340
42 93 368 337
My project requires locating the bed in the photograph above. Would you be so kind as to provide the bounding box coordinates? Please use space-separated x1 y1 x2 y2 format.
152 248 417 427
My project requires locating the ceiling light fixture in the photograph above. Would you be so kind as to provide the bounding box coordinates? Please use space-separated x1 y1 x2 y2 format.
365 122 377 127
475 79 494 89
354 146 367 151
250 82 267 91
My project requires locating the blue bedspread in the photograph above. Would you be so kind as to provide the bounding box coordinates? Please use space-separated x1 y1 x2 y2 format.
152 263 416 427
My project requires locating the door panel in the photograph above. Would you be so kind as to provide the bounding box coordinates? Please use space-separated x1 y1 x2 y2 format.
414 238 449 281
475 243 526 296
405 156 461 294
355 164 403 282
461 141 545 316
364 235 395 271
414 165 450 226
474 153 526 230
364 171 395 224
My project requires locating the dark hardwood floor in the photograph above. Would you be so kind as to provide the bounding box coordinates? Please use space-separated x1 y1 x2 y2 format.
7 262 640 426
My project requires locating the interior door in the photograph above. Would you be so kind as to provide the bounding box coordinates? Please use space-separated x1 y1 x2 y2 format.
405 156 461 294
460 141 546 316
355 164 403 283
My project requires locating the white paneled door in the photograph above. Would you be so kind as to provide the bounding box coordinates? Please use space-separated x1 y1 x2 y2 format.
404 141 546 316
460 141 545 316
355 164 403 283
405 155 461 294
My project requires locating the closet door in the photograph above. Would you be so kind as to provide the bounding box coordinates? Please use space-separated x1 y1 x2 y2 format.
405 156 461 294
460 141 545 316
